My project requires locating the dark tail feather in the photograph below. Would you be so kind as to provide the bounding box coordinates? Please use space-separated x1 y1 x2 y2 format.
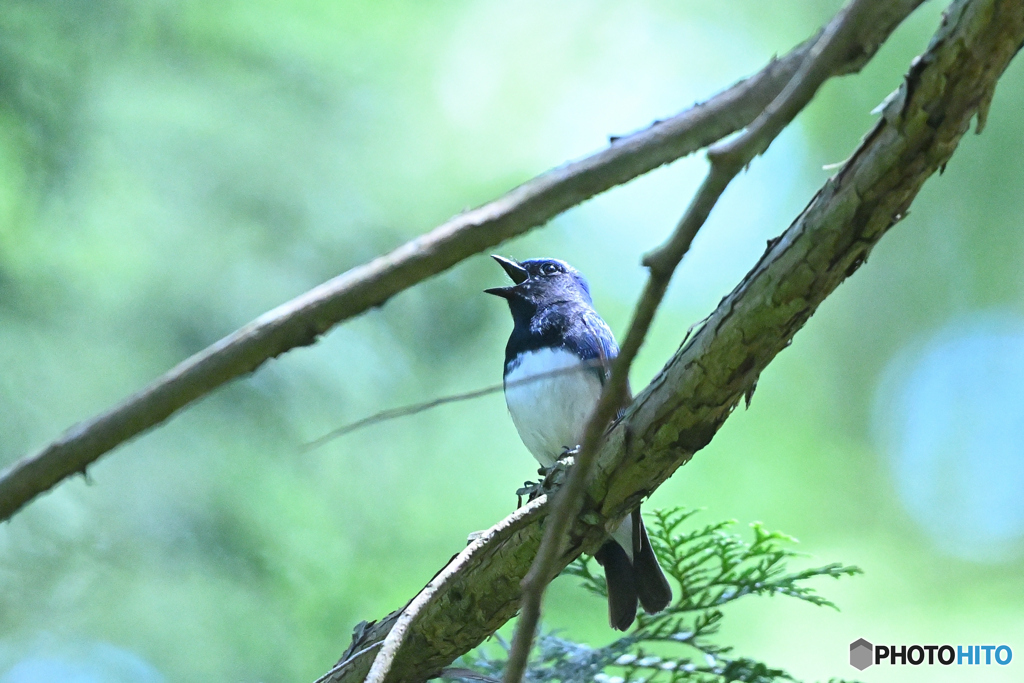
634 511 673 614
595 540 637 631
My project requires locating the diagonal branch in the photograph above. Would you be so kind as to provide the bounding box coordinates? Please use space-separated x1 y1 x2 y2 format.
315 1 1024 680
500 1 902 680
0 0 924 523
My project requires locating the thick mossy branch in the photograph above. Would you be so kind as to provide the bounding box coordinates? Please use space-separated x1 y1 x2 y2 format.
319 3 1024 682
458 508 861 683
319 2 1024 679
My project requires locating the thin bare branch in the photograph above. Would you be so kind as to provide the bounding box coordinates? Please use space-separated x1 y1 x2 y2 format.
0 0 923 523
500 1 896 680
302 360 606 452
314 1 1024 680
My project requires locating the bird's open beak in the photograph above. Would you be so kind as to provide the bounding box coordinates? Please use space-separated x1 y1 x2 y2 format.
485 255 528 298
491 255 528 283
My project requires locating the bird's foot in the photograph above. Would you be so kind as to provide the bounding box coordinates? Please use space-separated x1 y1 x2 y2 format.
515 447 582 506
542 446 581 489
516 478 547 506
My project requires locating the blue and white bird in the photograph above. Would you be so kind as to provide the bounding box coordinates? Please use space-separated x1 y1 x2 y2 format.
486 255 672 630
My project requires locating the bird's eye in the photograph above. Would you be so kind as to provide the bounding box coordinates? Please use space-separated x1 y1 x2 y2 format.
541 263 560 276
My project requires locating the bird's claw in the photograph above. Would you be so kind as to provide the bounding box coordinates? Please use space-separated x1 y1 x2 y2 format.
516 479 545 507
544 446 581 488
515 475 560 505
515 446 581 506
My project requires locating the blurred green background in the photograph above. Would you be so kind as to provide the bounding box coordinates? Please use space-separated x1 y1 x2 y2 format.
2 1 1023 681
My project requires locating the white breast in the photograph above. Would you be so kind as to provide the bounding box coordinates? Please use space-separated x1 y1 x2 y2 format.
504 348 604 467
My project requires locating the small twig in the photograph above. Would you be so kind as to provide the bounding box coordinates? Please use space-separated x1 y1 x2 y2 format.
302 360 605 451
358 496 548 683
500 1 882 682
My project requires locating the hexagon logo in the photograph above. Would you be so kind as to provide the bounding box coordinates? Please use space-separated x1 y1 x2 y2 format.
850 638 873 670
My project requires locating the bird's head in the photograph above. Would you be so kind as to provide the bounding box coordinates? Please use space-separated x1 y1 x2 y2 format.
484 255 593 311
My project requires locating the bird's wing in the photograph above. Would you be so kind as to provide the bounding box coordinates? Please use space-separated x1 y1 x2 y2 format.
567 311 633 416
567 311 615 381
